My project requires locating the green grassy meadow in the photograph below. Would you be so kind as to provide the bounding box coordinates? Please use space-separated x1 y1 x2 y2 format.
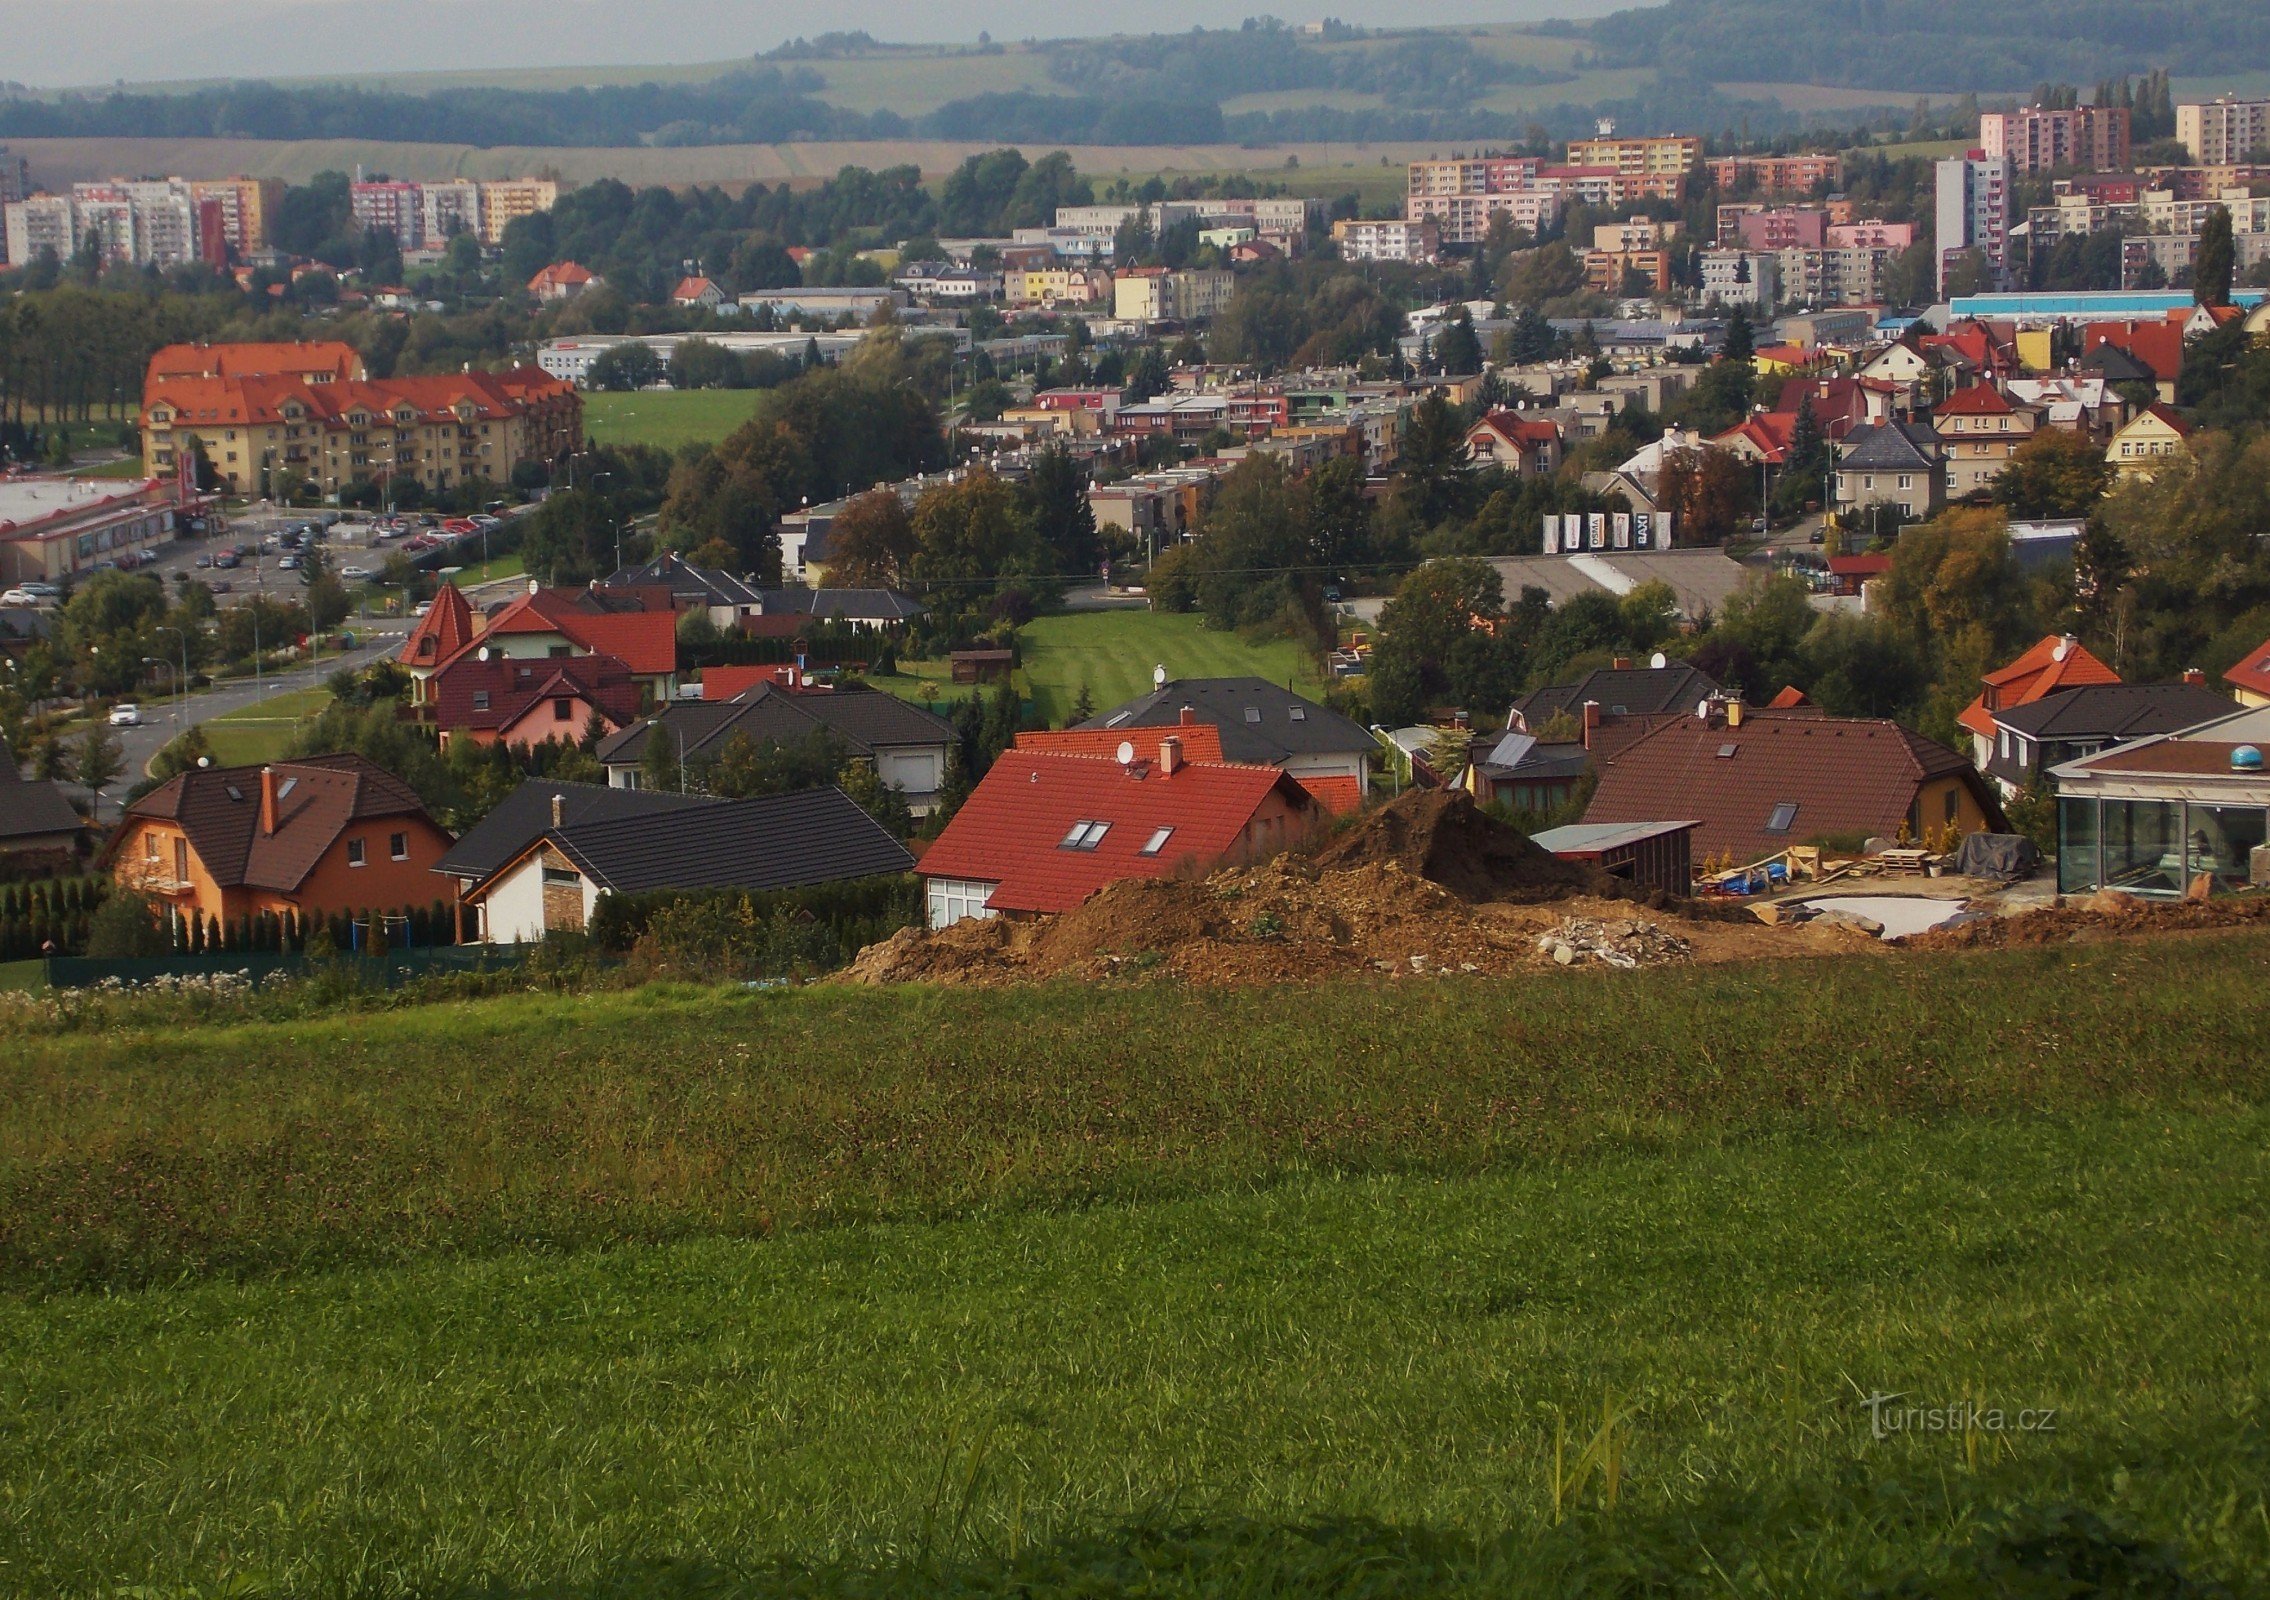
583 390 767 454
196 686 333 766
3 936 2267 1592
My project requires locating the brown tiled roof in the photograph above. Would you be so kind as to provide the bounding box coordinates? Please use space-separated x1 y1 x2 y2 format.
126 753 434 892
1584 710 1999 861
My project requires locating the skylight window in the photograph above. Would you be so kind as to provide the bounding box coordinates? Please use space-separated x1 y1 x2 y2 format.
1243 707 1262 723
1289 706 1306 721
276 778 297 800
1765 802 1799 833
1059 820 1111 851
1716 743 1738 758
1105 711 1133 727
224 784 244 801
1140 826 1175 856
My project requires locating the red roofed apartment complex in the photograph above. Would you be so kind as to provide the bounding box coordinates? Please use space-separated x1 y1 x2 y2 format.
917 740 1320 928
140 342 579 500
1584 703 2004 865
401 580 680 736
1956 634 2121 770
112 753 453 924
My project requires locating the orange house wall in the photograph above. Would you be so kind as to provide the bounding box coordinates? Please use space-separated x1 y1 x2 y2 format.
110 815 457 923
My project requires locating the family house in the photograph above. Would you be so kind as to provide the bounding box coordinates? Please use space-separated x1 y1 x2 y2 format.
0 742 83 862
455 785 914 942
401 580 680 709
1930 383 2044 500
2226 635 2270 707
1464 411 1564 476
1583 705 2004 864
1956 634 2121 772
2105 404 2193 481
113 754 453 924
1079 677 1374 814
2051 704 2270 897
917 737 1319 929
1979 679 2232 797
1834 420 1944 522
596 684 958 813
427 650 645 752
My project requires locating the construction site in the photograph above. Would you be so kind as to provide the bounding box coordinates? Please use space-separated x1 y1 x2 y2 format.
844 791 2270 988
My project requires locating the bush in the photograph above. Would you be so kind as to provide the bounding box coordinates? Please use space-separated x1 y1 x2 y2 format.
588 875 919 978
83 890 170 958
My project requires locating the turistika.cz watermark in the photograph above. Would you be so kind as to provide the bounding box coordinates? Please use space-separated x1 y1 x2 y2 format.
1861 1393 2059 1441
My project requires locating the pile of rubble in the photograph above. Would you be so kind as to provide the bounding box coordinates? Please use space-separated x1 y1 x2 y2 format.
1536 916 1695 969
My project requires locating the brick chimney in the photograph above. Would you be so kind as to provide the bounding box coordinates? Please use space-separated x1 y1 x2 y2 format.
1179 704 1197 727
2183 667 2206 686
1160 735 1183 776
1612 656 1631 671
1581 700 1600 749
551 791 566 828
259 765 278 836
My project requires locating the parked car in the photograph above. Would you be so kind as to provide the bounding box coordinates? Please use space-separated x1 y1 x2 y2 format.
1 586 42 606
1808 530 1826 546
470 513 501 530
194 553 213 569
277 554 300 570
209 581 233 594
17 582 59 599
212 552 239 569
108 703 143 727
340 565 373 581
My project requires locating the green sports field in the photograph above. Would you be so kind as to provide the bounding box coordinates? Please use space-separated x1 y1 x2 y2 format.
582 390 767 454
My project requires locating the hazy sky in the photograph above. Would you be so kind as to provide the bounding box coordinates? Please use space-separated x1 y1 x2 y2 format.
0 0 1637 89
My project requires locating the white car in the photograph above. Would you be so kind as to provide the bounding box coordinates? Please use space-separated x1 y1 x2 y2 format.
108 703 143 727
339 565 374 581
1 587 40 606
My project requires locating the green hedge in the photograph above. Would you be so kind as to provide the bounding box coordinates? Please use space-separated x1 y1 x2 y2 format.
586 873 918 977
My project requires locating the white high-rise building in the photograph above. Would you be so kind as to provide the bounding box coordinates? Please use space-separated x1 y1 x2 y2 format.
2177 97 2270 166
1934 152 2013 296
3 194 74 268
420 180 483 246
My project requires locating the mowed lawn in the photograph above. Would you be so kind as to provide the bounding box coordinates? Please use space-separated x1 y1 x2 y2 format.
196 686 332 766
879 609 1327 722
583 389 766 454
4 938 2268 1591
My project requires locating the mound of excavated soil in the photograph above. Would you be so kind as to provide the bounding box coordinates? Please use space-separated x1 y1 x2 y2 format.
1899 888 2270 950
1311 788 1598 903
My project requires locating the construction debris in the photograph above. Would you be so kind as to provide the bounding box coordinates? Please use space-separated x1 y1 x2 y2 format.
1536 916 1694 969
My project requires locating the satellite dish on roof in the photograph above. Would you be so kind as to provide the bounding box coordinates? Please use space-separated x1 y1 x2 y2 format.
1153 664 1167 690
1650 651 1668 670
478 646 490 661
1116 739 1137 766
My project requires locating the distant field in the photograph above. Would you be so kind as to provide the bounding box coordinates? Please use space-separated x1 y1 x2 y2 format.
8 136 1457 190
197 686 331 766
583 389 766 453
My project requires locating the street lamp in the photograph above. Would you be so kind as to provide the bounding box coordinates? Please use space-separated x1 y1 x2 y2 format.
152 624 191 733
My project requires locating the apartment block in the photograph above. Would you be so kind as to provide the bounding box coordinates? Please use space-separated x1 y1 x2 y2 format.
1006 264 1112 306
1704 153 1843 193
1826 219 1915 252
1112 267 1235 323
1404 189 1562 246
477 180 560 245
187 177 284 253
2178 97 2270 165
1935 151 2014 294
1700 249 1778 309
1564 134 1702 179
3 195 74 268
421 180 484 245
1717 204 1827 251
1979 105 2131 175
351 181 424 250
1331 217 1439 263
0 148 28 208
1585 245 1674 295
1405 155 1545 198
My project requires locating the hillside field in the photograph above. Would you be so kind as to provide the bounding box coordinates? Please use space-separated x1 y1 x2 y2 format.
1 933 2267 1592
582 389 767 453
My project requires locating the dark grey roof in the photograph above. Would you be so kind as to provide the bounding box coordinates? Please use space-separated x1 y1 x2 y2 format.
0 606 52 644
2080 344 2154 384
435 779 717 883
0 740 82 842
1078 677 1372 763
596 686 955 768
1475 739 1590 782
1837 420 1940 471
550 786 915 894
754 587 925 622
1994 682 2233 740
1516 663 1722 726
603 553 764 608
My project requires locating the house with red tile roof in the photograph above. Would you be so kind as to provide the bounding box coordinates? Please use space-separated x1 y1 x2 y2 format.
1770 375 1899 442
398 582 477 699
1711 411 1797 465
528 262 598 302
428 651 646 752
2225 635 2270 708
2081 320 2184 402
670 275 727 309
1584 706 2004 865
917 742 1320 927
1464 410 1563 476
112 754 452 925
1825 551 1893 597
145 341 365 387
445 582 679 693
1955 634 2121 769
1930 383 2045 499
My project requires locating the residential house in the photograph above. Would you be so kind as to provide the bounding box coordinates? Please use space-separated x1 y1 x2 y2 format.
1461 730 1591 815
528 262 598 303
438 581 680 703
1981 679 2233 797
600 552 766 630
1464 410 1564 476
1583 705 2006 864
597 684 958 813
433 778 716 916
397 582 479 702
2051 703 2270 896
2003 375 2127 439
916 740 1320 928
2106 404 2194 480
456 785 914 941
2225 635 2270 707
736 586 926 633
669 276 727 310
113 754 454 924
1078 677 1375 812
1712 411 1798 467
1512 661 1724 735
1834 420 1944 523
0 742 84 862
428 650 646 752
1930 383 2044 500
1955 633 2122 771
2081 320 2183 403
